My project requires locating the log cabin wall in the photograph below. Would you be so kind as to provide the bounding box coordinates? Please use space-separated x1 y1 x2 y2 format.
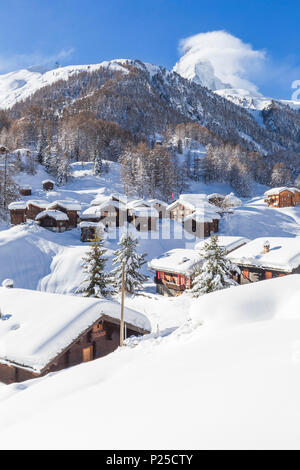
26 204 46 220
50 205 78 228
236 266 297 285
10 209 26 225
266 190 295 208
38 216 68 232
43 181 54 191
20 188 32 196
0 320 142 385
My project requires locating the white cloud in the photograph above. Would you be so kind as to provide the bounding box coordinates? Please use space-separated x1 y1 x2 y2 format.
176 31 266 93
0 48 75 73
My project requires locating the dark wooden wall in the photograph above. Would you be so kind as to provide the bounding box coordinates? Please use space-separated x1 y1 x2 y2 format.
0 320 141 385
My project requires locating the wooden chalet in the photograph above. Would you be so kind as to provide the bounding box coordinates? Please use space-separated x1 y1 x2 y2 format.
81 200 126 228
19 185 32 197
42 179 55 191
36 210 69 232
147 199 168 219
8 201 27 225
47 200 81 228
26 200 48 220
227 237 300 284
148 248 203 296
183 210 221 238
167 194 222 222
264 187 300 208
128 206 158 232
0 287 150 384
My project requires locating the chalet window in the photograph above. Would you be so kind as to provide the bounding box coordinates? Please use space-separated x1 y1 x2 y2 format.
266 271 272 279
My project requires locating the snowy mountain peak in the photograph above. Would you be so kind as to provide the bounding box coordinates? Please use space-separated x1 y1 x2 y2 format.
0 60 134 110
173 57 230 91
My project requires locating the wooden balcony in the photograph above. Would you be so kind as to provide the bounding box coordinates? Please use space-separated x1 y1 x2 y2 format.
154 277 186 292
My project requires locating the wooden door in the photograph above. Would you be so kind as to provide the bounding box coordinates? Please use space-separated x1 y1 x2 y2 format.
82 345 93 363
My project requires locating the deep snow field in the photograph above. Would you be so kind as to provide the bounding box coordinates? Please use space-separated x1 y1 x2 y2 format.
1 160 300 449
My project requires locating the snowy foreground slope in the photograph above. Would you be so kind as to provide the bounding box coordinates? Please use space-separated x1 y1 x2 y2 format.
1 276 300 449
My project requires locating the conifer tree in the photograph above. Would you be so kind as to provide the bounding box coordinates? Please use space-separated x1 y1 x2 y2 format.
77 237 112 298
111 233 148 294
94 153 103 176
191 236 240 297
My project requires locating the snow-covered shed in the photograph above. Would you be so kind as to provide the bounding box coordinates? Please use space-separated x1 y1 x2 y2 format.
227 237 300 284
26 199 49 220
47 200 81 228
42 179 55 191
8 201 27 225
80 221 105 242
19 185 32 197
195 236 249 254
148 248 203 296
36 210 69 232
0 287 150 384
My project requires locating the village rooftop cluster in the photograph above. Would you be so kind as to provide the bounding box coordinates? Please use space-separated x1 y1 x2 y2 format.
2 180 300 383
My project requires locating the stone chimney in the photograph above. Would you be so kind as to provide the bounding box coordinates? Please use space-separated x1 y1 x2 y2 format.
264 241 270 254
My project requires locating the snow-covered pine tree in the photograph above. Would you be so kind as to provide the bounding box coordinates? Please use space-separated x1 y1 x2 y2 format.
57 153 72 186
94 152 103 176
111 233 148 294
77 237 112 298
191 235 240 297
0 148 20 213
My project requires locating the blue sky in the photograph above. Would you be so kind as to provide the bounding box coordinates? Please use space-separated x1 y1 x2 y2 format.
0 0 299 98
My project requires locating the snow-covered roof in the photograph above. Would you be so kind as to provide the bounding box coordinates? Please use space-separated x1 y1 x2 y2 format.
91 194 127 207
184 208 221 223
129 206 159 217
81 206 101 219
91 195 113 206
223 193 242 207
148 249 203 275
167 193 209 212
47 200 82 211
42 179 55 185
20 185 32 190
227 237 300 272
83 201 125 219
8 201 27 210
36 210 69 222
147 199 168 207
0 288 151 373
27 199 48 209
208 193 225 201
126 199 151 209
79 221 104 228
264 187 296 196
195 236 250 253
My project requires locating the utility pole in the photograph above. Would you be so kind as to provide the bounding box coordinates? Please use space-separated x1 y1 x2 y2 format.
120 260 125 346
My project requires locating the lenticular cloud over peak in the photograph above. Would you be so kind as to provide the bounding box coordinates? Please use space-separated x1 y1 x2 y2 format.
174 30 265 93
